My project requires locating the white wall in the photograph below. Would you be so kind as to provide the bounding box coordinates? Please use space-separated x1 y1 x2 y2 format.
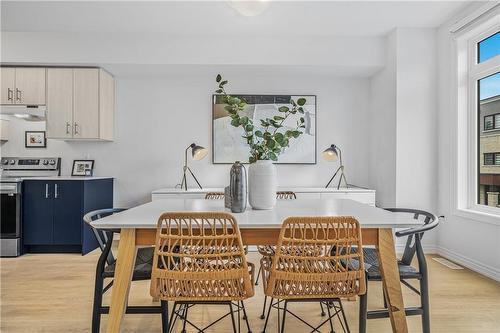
436 5 500 281
369 28 439 249
369 30 397 208
0 71 371 207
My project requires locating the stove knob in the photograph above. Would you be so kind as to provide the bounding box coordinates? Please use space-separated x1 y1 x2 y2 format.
49 160 56 165
43 160 49 165
9 160 15 165
1 160 8 165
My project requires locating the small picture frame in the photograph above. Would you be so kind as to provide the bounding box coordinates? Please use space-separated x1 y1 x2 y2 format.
72 160 95 177
25 131 47 148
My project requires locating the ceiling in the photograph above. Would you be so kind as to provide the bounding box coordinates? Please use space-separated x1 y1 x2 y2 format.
1 1 471 37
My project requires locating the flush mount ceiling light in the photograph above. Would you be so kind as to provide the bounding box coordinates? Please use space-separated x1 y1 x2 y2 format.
227 0 270 17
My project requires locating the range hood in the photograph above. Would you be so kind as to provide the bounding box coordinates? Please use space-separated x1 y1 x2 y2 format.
0 105 46 121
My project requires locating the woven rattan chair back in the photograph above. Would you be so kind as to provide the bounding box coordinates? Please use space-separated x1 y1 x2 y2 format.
276 191 297 200
150 212 254 302
265 216 366 299
204 192 225 200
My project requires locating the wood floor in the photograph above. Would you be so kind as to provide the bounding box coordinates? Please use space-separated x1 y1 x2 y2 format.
1 251 499 333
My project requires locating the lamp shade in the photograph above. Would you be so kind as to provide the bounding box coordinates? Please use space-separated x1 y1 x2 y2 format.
322 144 339 162
192 144 208 161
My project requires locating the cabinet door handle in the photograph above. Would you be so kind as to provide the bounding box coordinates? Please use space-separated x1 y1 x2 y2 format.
45 184 49 198
7 88 13 101
66 122 71 135
15 89 21 102
54 184 58 199
74 123 79 135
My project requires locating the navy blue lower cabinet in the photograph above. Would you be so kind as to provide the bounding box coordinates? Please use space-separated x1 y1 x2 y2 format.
23 181 54 245
53 181 83 245
22 178 113 254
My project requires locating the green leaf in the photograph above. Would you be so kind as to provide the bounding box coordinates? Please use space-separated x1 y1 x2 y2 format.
260 119 269 127
290 99 297 106
245 124 253 132
216 89 223 94
255 130 263 138
231 118 240 127
273 115 284 121
266 139 276 149
285 130 293 138
249 156 256 163
298 107 304 113
220 80 228 86
216 74 222 83
278 106 290 113
282 138 289 147
274 132 284 143
300 117 305 123
263 132 272 140
239 116 249 125
269 152 278 161
297 98 306 106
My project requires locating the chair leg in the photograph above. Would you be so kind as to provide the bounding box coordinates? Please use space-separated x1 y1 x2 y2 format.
160 301 169 333
280 301 288 333
326 303 335 333
229 302 238 333
359 291 368 333
383 288 388 308
91 275 104 333
181 304 189 333
420 276 431 333
262 298 273 333
255 264 262 285
338 299 351 333
168 302 179 332
240 301 252 333
320 301 326 316
260 296 268 319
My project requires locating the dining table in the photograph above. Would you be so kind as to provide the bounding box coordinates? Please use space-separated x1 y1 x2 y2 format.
91 197 422 333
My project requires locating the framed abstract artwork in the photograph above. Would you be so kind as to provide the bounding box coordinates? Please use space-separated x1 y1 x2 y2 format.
212 94 317 164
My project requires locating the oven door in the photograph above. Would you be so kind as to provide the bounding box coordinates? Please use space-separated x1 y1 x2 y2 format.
0 183 21 239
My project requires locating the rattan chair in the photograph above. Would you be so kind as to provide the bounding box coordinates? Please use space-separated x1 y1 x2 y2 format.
83 209 169 333
261 216 366 333
150 212 255 333
204 192 225 200
358 209 439 333
254 191 297 319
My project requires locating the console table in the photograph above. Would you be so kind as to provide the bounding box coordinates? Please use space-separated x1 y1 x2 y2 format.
151 186 376 205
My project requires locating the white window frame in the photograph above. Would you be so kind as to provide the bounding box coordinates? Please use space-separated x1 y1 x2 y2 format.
453 11 500 224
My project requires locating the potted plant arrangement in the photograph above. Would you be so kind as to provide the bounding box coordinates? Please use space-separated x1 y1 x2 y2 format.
215 74 306 209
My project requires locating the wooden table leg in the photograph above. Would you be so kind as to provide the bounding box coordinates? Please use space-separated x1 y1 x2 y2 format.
377 228 408 333
105 228 137 333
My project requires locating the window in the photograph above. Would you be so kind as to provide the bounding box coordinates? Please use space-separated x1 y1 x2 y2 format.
484 115 494 130
475 31 500 208
478 31 500 63
483 153 500 165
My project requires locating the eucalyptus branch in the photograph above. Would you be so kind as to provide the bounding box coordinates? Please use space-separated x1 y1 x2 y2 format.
215 74 307 163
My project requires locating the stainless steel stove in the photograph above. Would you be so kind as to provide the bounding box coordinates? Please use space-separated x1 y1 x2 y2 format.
0 157 61 257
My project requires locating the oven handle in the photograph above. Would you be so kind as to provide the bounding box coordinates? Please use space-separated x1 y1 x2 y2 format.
45 184 49 198
0 184 19 194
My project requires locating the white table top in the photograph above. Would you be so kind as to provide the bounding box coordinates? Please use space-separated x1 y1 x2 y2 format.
91 198 421 229
151 186 375 194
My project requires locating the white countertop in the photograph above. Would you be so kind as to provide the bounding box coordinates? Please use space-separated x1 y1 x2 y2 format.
152 186 375 194
91 198 420 229
21 176 113 181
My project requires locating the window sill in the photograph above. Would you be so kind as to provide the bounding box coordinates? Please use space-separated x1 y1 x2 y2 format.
453 207 500 226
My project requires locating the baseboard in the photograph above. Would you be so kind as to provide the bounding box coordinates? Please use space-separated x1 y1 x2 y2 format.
395 244 437 254
436 246 500 282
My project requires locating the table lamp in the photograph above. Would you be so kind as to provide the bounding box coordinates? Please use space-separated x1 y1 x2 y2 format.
178 143 208 190
323 144 349 189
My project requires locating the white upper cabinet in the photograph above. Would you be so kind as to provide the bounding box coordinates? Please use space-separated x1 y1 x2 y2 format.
46 68 73 139
0 67 46 105
46 67 115 141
